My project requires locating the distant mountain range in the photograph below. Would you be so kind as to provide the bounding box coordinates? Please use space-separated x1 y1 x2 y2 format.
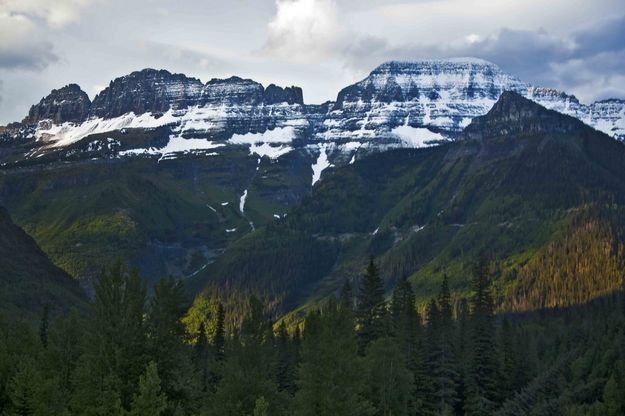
1 58 623 169
1 59 624 318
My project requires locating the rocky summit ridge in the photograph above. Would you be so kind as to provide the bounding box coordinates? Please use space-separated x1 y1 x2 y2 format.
3 58 624 172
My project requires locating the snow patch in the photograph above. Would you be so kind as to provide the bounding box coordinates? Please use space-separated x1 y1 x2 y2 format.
228 127 295 159
311 144 333 186
391 126 448 148
239 189 248 213
118 135 223 160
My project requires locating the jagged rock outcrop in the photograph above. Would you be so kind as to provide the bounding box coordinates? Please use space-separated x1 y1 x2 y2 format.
263 84 304 105
201 76 264 106
462 91 588 141
23 84 91 124
89 69 204 118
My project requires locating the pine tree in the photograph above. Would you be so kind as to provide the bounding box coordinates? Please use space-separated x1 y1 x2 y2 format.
390 277 432 415
213 302 226 362
465 258 499 416
499 318 517 399
148 277 202 411
339 279 354 311
424 277 459 415
356 257 387 351
129 361 168 416
293 299 374 416
148 278 187 393
365 337 414 416
253 396 270 416
455 297 470 415
275 321 296 395
209 296 288 416
45 311 82 394
603 370 625 416
194 320 212 392
38 305 49 349
6 358 41 416
71 262 148 411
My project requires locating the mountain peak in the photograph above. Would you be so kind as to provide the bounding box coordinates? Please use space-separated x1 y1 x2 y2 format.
89 68 204 118
462 91 589 140
23 83 91 124
373 57 498 72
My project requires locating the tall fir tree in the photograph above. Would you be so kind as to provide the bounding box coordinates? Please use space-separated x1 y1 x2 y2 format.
71 262 147 412
147 278 187 393
293 299 374 416
339 279 354 312
365 337 414 416
38 305 49 349
390 277 432 415
433 276 460 415
356 257 387 351
274 321 297 395
209 296 287 416
129 361 168 416
213 302 226 362
464 258 499 416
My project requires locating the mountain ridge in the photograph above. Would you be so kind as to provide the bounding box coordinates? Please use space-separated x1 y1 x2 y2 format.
187 91 625 319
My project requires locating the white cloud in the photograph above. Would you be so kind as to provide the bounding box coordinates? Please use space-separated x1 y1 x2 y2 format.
0 12 58 70
264 0 342 63
0 0 96 28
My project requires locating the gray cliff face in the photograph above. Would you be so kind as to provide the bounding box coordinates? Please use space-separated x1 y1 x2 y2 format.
462 91 588 141
23 84 91 124
89 69 205 118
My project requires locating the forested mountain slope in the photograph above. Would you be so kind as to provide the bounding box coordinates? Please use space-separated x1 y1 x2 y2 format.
190 92 625 318
0 206 86 320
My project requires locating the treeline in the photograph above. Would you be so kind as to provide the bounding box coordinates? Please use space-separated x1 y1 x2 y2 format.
0 259 624 415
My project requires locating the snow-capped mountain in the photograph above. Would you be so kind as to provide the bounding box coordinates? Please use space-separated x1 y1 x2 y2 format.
2 59 624 178
320 59 624 146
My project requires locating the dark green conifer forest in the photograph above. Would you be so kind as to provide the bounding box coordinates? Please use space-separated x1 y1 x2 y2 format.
1 258 623 416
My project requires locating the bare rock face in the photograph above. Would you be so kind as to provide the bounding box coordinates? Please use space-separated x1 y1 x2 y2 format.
462 91 587 141
23 84 91 124
263 84 304 105
200 76 265 106
89 69 205 118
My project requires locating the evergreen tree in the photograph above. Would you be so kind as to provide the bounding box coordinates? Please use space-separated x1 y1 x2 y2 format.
253 396 270 416
209 296 288 416
465 258 499 416
148 277 201 412
45 312 82 394
425 277 459 415
499 318 517 398
38 305 49 349
390 277 432 415
293 299 374 416
129 361 168 416
455 297 470 415
71 262 147 412
6 358 41 416
339 279 354 311
275 321 296 395
213 302 226 362
147 278 187 390
365 337 414 416
194 320 213 393
356 257 387 351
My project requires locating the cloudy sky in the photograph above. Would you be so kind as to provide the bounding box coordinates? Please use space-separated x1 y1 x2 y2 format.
0 0 624 124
